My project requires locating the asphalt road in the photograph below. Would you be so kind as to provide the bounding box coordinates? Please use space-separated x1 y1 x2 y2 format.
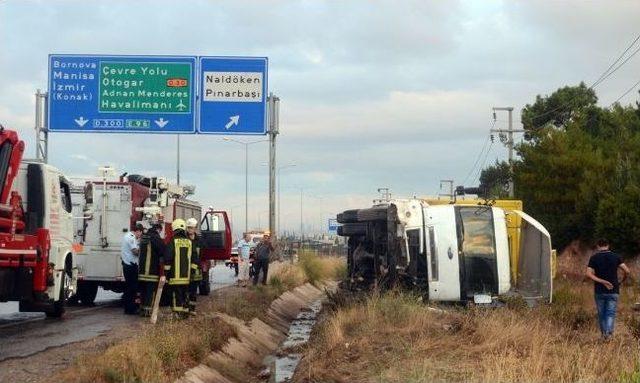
0 264 237 362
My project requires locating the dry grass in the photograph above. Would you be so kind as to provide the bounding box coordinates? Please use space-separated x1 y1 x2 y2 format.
53 313 236 383
52 256 345 383
296 256 640 383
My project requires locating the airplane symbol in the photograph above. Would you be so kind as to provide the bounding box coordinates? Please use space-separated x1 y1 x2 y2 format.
176 99 187 111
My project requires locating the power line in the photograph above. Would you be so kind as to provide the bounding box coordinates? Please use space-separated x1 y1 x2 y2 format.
474 140 495 184
528 32 640 125
462 130 492 186
611 79 640 105
591 33 640 88
592 44 640 89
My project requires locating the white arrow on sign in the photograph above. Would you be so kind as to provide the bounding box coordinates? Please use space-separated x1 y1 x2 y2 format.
225 115 240 130
74 116 89 127
154 118 169 128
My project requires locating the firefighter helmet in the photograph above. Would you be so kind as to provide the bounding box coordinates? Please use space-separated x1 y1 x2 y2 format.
172 218 186 232
186 218 198 228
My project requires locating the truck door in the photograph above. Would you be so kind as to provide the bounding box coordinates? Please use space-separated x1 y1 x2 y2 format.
513 211 553 303
425 206 461 301
199 211 232 261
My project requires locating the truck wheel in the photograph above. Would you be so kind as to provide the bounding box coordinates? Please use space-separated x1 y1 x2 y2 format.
78 282 98 306
337 223 367 236
199 270 210 296
357 207 388 222
337 209 359 224
46 270 69 318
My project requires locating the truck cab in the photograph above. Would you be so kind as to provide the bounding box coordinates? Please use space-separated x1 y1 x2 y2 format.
338 198 552 304
0 128 75 317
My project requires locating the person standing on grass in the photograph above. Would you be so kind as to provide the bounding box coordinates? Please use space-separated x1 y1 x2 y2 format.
237 233 253 287
586 238 630 340
253 232 274 286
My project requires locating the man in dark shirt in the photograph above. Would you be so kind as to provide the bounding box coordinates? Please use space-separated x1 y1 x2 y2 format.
586 238 630 340
253 233 274 285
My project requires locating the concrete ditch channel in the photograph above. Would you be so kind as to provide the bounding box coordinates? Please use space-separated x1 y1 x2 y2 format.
176 281 337 383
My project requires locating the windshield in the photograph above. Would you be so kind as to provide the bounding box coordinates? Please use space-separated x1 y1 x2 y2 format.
456 206 498 295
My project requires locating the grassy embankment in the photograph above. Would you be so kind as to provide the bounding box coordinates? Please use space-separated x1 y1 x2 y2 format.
296 253 640 383
53 254 345 383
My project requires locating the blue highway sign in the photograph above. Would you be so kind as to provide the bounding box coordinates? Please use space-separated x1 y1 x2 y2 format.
198 56 268 135
328 218 339 232
48 54 197 133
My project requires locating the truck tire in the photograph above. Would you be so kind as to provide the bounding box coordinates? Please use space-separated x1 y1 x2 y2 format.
78 282 98 306
46 272 67 318
357 207 388 222
337 210 359 224
199 270 210 296
337 223 367 236
47 258 73 318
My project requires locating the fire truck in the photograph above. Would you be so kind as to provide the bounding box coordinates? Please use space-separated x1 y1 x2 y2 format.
71 170 232 304
0 127 76 317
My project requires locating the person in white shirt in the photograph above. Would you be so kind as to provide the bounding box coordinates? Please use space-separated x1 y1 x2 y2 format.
236 233 253 287
121 224 143 314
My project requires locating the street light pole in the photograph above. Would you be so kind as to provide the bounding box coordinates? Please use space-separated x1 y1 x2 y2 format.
223 137 269 234
245 144 248 233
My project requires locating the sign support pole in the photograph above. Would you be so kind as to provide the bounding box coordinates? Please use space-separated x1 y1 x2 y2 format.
268 93 279 238
35 89 49 163
176 134 181 185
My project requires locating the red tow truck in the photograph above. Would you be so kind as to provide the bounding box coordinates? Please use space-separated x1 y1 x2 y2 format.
0 127 76 317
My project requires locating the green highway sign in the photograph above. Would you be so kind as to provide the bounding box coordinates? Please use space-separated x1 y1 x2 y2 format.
99 62 192 113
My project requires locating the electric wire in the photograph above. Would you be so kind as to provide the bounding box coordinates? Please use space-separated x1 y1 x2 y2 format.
527 32 640 126
591 33 640 88
462 131 492 186
610 79 640 105
474 139 495 185
591 44 640 89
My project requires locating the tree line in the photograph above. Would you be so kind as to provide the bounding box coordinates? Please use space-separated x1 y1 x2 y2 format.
479 83 640 256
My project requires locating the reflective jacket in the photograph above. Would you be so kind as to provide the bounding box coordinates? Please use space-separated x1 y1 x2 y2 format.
164 232 192 285
138 227 165 282
189 233 203 282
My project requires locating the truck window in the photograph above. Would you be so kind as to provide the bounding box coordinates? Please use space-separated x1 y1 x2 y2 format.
456 206 498 295
458 207 496 258
60 179 72 213
0 140 13 194
407 229 420 264
428 226 438 281
201 212 226 232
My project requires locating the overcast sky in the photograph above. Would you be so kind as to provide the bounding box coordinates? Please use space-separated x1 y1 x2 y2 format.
1 0 639 236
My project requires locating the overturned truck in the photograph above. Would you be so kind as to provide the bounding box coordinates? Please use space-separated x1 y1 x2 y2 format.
337 199 553 304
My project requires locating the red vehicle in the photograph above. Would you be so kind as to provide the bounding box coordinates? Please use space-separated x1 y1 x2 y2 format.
0 127 76 317
199 209 232 293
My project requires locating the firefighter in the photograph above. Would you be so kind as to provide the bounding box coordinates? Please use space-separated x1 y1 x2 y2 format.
164 219 193 317
186 217 202 314
138 219 166 317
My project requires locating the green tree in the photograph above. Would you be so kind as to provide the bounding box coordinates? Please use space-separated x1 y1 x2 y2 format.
521 82 597 141
479 160 511 199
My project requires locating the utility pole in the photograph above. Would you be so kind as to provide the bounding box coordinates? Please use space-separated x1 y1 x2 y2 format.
268 93 280 238
300 188 303 241
35 90 48 163
491 107 525 198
